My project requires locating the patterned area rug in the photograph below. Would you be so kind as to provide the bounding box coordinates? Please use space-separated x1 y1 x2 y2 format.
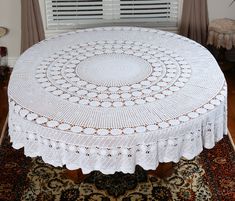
0 134 234 201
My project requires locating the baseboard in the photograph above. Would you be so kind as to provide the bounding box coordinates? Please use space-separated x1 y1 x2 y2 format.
8 57 18 68
228 131 235 151
0 113 8 146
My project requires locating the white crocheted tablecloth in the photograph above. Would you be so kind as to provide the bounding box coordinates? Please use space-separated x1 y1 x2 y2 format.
8 27 227 174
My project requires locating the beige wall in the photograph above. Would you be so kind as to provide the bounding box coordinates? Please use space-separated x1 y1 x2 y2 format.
0 0 234 67
0 0 21 67
208 0 235 20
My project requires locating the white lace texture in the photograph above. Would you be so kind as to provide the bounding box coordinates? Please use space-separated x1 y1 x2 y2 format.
8 27 227 174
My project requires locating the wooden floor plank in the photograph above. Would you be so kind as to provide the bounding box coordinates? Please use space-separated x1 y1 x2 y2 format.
224 67 235 142
0 78 9 136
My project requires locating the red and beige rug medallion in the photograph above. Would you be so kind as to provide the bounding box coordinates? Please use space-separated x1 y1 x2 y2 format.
0 133 234 201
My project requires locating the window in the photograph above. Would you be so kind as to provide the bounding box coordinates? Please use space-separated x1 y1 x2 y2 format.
45 0 180 29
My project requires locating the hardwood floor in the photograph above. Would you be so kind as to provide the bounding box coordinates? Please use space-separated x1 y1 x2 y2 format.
224 67 235 142
0 73 9 140
0 67 235 143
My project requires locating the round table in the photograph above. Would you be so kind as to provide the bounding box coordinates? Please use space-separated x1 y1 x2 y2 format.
8 27 227 174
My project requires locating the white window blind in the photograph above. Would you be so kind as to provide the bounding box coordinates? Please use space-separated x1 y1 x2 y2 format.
45 0 179 29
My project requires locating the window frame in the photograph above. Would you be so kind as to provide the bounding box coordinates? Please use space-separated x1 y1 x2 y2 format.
39 0 183 37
